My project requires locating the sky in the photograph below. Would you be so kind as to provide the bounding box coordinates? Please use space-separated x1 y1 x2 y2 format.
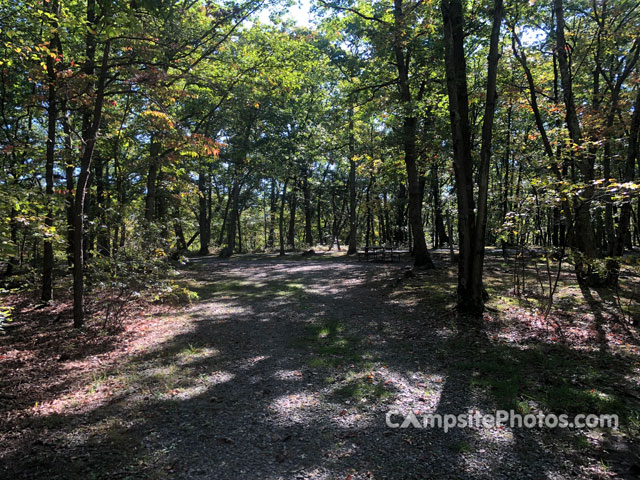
257 2 546 48
258 0 314 27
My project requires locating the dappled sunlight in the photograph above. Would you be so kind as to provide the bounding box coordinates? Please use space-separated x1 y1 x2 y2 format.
387 370 446 414
236 355 270 371
3 255 638 479
268 391 323 425
174 346 220 366
273 368 305 381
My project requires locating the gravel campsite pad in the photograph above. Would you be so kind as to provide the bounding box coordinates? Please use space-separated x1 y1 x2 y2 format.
1 252 639 479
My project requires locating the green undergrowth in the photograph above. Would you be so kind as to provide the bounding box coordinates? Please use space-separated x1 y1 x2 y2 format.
297 318 392 403
188 278 306 300
452 338 637 431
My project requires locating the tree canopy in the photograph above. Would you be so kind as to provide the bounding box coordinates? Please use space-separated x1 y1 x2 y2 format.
1 0 639 322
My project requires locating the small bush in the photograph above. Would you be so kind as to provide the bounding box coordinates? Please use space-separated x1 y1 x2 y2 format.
153 283 199 305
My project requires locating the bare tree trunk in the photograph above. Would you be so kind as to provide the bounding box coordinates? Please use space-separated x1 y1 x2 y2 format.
198 170 210 254
442 0 503 314
237 208 243 253
394 184 407 245
218 188 231 246
617 88 640 254
95 157 110 256
303 173 313 246
365 173 374 250
471 0 504 304
145 137 160 223
392 0 433 268
279 178 289 256
431 162 448 248
287 178 297 249
61 107 76 265
42 0 59 302
73 38 111 328
220 179 240 258
268 178 277 248
347 107 357 255
555 0 598 264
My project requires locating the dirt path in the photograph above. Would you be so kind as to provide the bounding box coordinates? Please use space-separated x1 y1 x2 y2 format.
1 254 633 479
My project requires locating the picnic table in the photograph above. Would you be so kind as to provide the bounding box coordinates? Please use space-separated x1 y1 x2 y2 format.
357 246 409 262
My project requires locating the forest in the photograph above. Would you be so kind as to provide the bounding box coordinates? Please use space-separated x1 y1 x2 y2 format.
1 0 640 478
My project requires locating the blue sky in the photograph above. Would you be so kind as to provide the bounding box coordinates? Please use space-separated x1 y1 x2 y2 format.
258 0 313 27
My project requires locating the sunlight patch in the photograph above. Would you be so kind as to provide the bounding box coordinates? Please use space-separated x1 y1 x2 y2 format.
236 355 270 370
268 391 321 424
273 369 304 381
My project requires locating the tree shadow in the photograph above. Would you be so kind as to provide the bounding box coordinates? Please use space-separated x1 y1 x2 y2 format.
1 255 638 479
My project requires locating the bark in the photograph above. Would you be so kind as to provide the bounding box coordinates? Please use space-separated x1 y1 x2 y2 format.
198 170 210 254
431 162 448 248
287 179 297 249
392 0 433 268
347 107 357 255
316 195 323 244
174 210 188 252
6 208 18 276
442 0 503 314
62 107 75 265
383 191 391 244
303 173 313 246
220 178 240 258
268 178 277 248
442 0 477 312
555 0 598 263
471 0 503 303
279 179 289 256
602 62 639 255
42 0 59 302
73 38 111 328
95 157 110 256
145 137 161 222
237 208 243 253
394 183 407 244
616 88 640 254
365 173 374 249
218 188 231 246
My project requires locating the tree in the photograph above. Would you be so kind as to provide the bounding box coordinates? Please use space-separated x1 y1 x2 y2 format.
441 0 504 315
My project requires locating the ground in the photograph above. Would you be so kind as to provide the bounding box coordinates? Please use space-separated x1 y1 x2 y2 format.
1 251 639 479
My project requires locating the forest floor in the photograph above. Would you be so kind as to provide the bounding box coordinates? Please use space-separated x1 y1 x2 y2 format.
1 251 640 479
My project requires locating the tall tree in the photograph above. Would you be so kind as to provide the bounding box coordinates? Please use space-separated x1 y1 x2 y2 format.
441 0 504 315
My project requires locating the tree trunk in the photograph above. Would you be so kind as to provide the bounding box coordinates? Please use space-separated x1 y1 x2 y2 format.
218 188 231 246
73 38 111 328
237 208 243 253
174 209 188 252
220 179 240 258
62 107 76 265
347 107 357 254
555 0 598 266
303 173 313 246
95 157 110 256
617 88 640 254
198 170 210 254
365 173 374 249
431 162 448 248
145 137 160 223
392 0 433 268
279 178 289 256
268 178 277 248
394 184 407 245
470 0 503 306
442 0 503 314
287 179 297 249
42 0 59 302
